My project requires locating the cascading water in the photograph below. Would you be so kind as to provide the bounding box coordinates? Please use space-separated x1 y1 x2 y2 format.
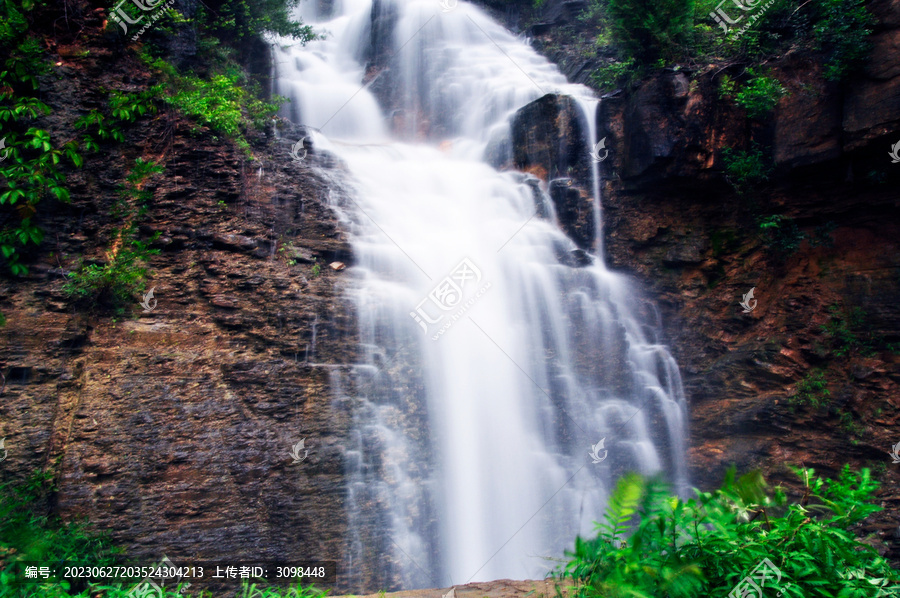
272 0 688 590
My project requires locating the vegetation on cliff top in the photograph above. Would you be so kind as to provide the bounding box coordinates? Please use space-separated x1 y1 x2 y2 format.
0 0 313 315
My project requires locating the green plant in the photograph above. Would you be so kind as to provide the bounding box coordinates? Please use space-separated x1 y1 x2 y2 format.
63 159 163 312
310 259 321 278
791 369 830 409
813 0 876 81
605 0 696 62
559 465 900 598
590 57 638 91
758 214 805 259
820 304 887 357
839 411 865 437
139 54 286 155
721 69 787 118
0 1 82 277
0 469 124 596
721 144 772 196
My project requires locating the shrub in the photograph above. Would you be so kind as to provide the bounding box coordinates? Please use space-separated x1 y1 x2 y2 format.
820 304 892 358
758 214 805 259
559 466 900 598
791 369 830 409
720 68 787 118
722 144 772 196
605 0 696 62
63 159 163 312
813 0 876 81
590 57 638 91
0 1 82 278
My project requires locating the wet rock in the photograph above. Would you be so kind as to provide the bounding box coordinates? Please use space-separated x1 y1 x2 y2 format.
547 178 595 250
511 94 596 249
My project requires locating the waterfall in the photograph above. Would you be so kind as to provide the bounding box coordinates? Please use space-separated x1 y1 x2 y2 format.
272 0 689 590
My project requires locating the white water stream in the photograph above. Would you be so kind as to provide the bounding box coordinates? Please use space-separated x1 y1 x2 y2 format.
272 0 688 589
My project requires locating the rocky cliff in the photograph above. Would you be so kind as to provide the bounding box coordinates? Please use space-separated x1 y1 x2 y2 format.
496 0 900 562
1 0 899 593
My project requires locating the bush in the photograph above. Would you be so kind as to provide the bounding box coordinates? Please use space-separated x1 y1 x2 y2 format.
720 69 787 118
1 472 329 597
559 466 900 598
605 0 696 62
758 214 805 259
813 0 876 81
590 57 638 91
63 159 162 312
791 369 830 409
722 144 772 196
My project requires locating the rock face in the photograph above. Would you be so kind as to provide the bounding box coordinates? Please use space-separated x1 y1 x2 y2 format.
508 94 597 250
494 0 900 565
0 42 359 591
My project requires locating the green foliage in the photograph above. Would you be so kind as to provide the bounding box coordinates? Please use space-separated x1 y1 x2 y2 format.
63 159 162 312
722 144 771 196
560 466 900 598
194 0 317 50
590 57 638 91
0 0 82 277
812 0 876 81
74 88 160 152
140 54 285 154
790 369 831 410
820 304 891 358
720 69 787 118
0 469 124 597
311 258 321 278
758 214 805 259
1 472 328 597
605 0 696 62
